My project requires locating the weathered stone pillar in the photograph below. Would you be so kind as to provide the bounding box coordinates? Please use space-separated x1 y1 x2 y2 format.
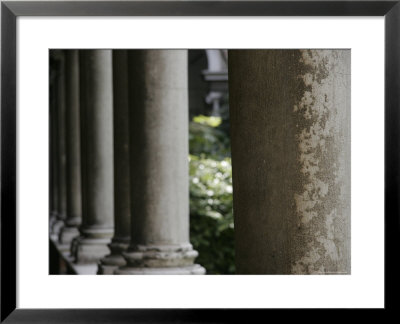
98 50 131 274
51 51 67 236
116 50 205 274
74 50 114 264
229 50 351 274
59 50 82 249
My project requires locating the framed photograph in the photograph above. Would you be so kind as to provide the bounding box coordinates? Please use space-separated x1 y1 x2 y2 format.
1 0 397 322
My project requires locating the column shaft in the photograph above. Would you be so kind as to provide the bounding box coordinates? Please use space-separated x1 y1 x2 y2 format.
59 50 82 248
116 50 204 274
74 50 114 264
49 55 59 231
229 50 351 274
51 51 67 235
98 50 131 274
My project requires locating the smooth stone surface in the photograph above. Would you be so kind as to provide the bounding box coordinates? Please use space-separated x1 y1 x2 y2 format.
111 50 131 242
49 56 59 222
79 50 114 229
50 236 97 275
74 236 112 264
49 212 58 233
119 50 204 274
56 51 68 225
128 50 190 247
98 50 131 273
115 264 206 275
59 226 80 246
51 219 64 235
75 50 114 264
72 263 98 275
65 49 82 229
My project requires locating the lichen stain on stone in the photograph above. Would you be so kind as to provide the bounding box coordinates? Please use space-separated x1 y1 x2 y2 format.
291 50 343 274
291 246 323 274
317 210 340 262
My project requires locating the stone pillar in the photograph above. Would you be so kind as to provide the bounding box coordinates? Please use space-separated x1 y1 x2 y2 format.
73 50 114 264
59 50 82 249
229 50 351 274
116 50 205 274
98 50 131 274
49 55 59 232
51 51 67 236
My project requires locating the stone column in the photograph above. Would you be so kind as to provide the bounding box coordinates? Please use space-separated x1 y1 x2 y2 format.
73 50 114 264
49 55 59 232
59 50 82 249
116 50 205 274
51 51 67 236
98 50 131 274
229 50 351 274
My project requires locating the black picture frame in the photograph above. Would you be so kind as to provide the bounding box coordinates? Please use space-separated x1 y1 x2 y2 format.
1 0 398 322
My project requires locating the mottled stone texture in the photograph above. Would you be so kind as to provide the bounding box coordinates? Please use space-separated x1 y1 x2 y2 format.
116 50 205 275
59 50 82 247
229 50 350 274
98 50 131 274
74 50 114 264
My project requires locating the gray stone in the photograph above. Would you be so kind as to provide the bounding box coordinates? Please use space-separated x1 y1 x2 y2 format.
116 264 206 275
98 50 131 274
58 226 80 252
50 50 67 235
49 54 59 229
115 50 205 275
229 49 351 274
59 50 82 246
51 219 64 236
74 50 114 264
97 240 127 274
74 235 111 264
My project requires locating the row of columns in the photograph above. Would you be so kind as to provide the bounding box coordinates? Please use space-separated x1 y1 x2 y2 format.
50 49 350 275
50 49 205 275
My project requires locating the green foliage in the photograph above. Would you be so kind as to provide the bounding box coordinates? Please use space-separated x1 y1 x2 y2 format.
189 115 235 274
189 118 230 161
193 115 222 127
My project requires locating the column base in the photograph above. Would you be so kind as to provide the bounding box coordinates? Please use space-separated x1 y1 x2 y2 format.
49 212 58 231
115 264 206 275
59 226 80 248
114 243 206 274
97 250 127 274
70 235 80 258
73 236 111 264
97 262 121 275
98 239 129 274
50 219 64 236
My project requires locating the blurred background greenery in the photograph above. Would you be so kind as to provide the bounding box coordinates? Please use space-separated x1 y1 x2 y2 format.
188 103 235 274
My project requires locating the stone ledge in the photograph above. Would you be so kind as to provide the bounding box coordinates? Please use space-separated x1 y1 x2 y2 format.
50 236 97 275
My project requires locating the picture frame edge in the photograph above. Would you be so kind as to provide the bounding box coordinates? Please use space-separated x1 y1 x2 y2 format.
1 0 397 322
